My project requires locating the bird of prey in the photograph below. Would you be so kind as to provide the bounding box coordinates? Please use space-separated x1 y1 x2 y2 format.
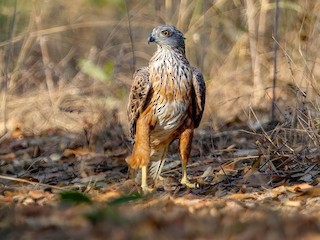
126 25 206 193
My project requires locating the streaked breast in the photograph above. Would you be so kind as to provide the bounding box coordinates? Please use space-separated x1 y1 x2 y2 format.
148 49 193 143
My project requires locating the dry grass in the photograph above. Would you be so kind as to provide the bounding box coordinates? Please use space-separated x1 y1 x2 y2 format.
0 0 320 145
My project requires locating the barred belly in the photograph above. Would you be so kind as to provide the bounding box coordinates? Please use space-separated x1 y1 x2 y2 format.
150 99 189 146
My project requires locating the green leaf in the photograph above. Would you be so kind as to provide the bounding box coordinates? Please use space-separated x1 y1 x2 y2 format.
85 207 122 224
84 192 143 224
59 191 92 205
78 59 107 82
108 192 143 206
104 60 114 76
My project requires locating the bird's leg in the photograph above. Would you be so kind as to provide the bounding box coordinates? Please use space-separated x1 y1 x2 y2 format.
126 117 150 168
141 165 148 190
179 128 196 188
126 116 153 193
141 165 153 193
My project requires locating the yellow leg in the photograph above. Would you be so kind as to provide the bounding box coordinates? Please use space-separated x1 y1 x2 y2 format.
180 161 196 188
141 165 153 193
181 161 188 184
141 165 147 190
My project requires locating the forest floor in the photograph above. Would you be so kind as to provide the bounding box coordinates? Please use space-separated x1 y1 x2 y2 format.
0 120 320 240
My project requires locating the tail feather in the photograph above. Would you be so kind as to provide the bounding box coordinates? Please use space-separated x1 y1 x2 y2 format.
149 159 166 180
149 146 168 180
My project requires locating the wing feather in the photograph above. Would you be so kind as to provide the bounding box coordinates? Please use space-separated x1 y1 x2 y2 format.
191 67 206 128
127 67 151 142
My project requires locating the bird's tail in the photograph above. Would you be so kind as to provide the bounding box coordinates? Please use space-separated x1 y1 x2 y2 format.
149 146 168 180
149 159 166 180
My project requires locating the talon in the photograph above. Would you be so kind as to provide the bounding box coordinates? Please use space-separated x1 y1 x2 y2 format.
141 185 154 194
141 165 153 194
180 178 198 188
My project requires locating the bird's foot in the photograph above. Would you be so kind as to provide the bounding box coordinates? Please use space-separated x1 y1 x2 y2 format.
156 175 164 182
180 178 198 188
141 184 153 194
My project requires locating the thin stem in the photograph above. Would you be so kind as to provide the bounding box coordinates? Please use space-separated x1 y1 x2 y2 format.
125 0 136 75
34 1 55 106
271 0 280 122
246 0 263 104
2 0 17 136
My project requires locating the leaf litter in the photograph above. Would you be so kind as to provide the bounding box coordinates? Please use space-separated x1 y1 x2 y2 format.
0 119 320 240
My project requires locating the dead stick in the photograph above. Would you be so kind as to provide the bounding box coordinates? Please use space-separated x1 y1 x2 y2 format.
0 175 67 190
271 0 280 122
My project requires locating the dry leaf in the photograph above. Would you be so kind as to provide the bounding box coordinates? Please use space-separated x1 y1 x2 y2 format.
283 200 301 207
299 187 320 197
228 193 257 200
28 190 45 200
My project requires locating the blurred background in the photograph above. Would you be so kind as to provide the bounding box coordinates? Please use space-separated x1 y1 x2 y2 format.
0 0 319 146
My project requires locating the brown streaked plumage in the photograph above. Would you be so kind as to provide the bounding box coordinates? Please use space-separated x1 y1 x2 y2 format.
126 25 206 193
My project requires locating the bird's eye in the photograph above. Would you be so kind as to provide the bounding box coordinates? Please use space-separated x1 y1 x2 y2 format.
162 30 169 37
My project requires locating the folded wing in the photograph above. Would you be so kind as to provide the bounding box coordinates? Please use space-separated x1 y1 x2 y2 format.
191 67 206 128
127 67 152 142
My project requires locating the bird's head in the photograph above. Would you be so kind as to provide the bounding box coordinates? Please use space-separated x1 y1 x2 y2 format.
148 25 185 50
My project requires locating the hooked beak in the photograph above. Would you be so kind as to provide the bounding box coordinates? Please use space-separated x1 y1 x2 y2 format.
148 34 155 44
